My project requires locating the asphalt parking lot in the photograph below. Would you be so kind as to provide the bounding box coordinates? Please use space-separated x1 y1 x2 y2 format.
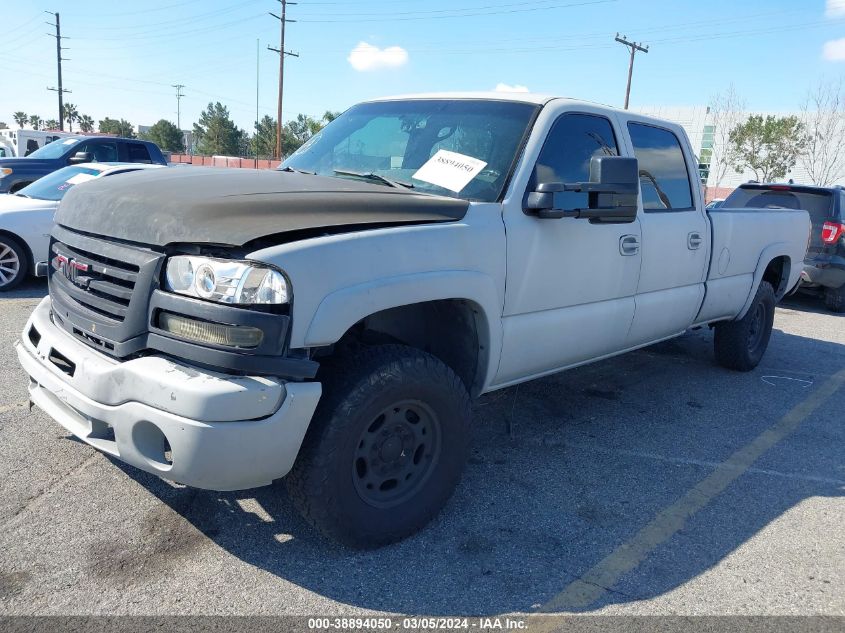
0 279 842 616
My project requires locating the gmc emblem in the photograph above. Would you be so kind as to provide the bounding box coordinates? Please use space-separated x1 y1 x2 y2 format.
55 254 90 288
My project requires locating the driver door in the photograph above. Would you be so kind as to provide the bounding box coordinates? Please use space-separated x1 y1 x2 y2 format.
494 107 642 386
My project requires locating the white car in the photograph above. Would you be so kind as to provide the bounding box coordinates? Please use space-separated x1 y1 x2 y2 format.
0 162 163 290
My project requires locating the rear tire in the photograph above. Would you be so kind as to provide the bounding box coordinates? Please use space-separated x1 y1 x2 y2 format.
286 344 472 548
824 283 845 313
714 281 775 371
0 235 29 291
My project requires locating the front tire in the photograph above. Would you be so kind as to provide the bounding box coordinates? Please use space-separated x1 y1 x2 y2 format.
714 281 775 371
824 283 845 313
286 345 472 548
0 235 29 291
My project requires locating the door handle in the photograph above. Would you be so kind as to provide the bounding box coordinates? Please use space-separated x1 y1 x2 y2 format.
619 234 640 256
688 232 703 250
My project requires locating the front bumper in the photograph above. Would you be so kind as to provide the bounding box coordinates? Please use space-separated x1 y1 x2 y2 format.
16 297 322 491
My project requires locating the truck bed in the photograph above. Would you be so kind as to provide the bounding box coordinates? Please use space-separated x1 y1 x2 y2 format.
696 207 810 324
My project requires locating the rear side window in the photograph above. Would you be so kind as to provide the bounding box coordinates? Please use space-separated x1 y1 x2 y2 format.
533 113 619 185
127 143 152 163
628 122 693 211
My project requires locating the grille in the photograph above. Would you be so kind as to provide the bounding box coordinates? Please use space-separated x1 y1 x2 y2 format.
50 240 141 323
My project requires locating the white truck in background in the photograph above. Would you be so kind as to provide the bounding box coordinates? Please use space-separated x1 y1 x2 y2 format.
0 129 79 158
16 94 811 548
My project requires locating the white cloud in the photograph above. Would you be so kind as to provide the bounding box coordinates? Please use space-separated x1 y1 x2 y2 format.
494 83 530 93
347 42 408 71
826 0 845 17
823 37 845 61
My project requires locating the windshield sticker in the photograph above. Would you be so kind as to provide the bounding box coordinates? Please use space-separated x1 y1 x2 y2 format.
65 173 98 185
412 150 487 193
62 139 78 145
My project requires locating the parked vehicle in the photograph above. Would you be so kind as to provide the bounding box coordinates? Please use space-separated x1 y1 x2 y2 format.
0 129 80 159
15 94 810 547
0 136 167 194
706 198 725 209
0 162 164 290
723 182 845 312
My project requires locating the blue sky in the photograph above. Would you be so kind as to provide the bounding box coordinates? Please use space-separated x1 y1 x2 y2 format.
2 0 845 132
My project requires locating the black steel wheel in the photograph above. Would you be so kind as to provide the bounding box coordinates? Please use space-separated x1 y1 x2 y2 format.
352 399 442 508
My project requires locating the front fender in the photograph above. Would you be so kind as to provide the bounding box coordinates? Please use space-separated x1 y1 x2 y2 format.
303 270 503 389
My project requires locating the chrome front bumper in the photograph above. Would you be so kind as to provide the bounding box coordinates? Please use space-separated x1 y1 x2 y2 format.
15 297 322 491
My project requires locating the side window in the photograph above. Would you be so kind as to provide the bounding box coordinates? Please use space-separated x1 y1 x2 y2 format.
627 123 693 211
533 113 619 185
127 143 152 163
75 142 118 163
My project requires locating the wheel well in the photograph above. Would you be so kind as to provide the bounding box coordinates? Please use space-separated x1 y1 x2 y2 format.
9 182 31 194
0 230 34 273
318 299 487 395
762 256 790 299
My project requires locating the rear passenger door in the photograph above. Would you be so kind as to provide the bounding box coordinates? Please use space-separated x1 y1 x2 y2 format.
122 142 153 164
622 121 709 345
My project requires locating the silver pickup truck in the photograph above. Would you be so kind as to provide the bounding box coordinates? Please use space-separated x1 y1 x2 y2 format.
16 93 810 548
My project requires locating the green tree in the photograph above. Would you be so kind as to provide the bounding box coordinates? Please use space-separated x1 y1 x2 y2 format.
281 111 340 157
44 119 60 130
78 114 95 133
139 119 184 152
13 112 28 128
251 115 277 158
62 103 79 133
193 102 246 156
29 115 43 130
729 114 806 182
99 117 136 138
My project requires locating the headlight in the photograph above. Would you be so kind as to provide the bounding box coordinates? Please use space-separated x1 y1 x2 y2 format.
164 256 289 305
0 168 12 178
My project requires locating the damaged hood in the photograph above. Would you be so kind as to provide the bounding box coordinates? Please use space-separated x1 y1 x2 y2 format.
55 167 469 247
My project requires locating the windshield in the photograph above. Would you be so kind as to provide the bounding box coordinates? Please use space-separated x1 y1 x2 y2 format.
27 138 80 159
724 187 832 215
17 166 101 201
282 99 539 202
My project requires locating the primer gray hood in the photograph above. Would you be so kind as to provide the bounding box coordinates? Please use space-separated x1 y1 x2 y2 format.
55 167 469 247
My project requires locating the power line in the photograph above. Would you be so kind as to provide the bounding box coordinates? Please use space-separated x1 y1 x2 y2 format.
268 0 299 160
615 33 648 110
45 11 71 130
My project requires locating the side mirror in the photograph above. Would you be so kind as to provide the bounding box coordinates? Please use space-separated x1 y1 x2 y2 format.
525 155 639 222
68 151 93 165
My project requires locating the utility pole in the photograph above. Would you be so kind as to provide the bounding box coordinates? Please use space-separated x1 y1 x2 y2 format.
172 84 185 131
45 11 70 130
268 0 299 160
615 33 648 110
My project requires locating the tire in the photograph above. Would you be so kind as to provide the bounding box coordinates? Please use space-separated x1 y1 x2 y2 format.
286 344 472 548
714 281 775 371
0 235 29 291
824 283 845 313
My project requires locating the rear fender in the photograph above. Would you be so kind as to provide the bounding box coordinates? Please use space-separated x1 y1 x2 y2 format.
736 243 793 319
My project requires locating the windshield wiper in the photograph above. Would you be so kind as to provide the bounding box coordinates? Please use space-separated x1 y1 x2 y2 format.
14 193 30 198
333 169 414 189
279 166 316 175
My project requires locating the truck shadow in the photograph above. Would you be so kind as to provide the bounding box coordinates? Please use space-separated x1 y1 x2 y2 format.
114 326 844 615
781 292 844 317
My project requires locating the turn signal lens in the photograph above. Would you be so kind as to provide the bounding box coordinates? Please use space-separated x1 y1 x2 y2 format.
158 312 264 348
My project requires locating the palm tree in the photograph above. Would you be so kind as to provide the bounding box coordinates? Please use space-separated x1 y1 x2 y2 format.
78 114 95 133
44 120 60 131
28 115 43 131
62 103 79 133
13 112 28 128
